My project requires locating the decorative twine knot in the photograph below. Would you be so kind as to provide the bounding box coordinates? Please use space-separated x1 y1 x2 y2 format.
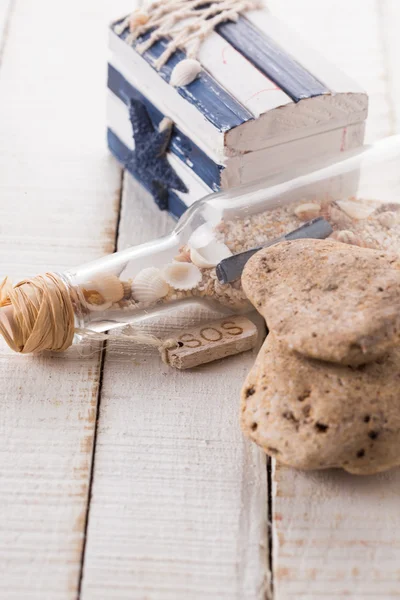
0 274 180 362
0 274 75 353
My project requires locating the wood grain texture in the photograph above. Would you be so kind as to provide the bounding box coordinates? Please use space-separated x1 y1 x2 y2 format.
265 1 400 598
80 175 269 600
0 0 129 597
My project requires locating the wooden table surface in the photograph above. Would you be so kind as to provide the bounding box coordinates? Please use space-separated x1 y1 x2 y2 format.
0 1 399 598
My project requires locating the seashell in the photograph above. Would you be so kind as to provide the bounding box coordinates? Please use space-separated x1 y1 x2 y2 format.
294 203 321 221
190 240 232 268
131 267 170 302
121 280 132 300
170 59 202 87
330 230 362 246
84 274 124 303
163 262 202 291
174 247 191 262
82 288 113 312
376 202 400 213
129 10 149 31
336 199 375 220
377 211 395 229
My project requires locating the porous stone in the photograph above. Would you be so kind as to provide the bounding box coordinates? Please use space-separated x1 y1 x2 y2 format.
242 238 400 366
241 335 400 475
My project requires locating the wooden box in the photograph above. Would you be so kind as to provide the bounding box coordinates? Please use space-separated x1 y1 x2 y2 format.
108 4 368 218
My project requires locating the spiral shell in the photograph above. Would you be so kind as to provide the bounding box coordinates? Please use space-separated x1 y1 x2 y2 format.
84 274 124 303
82 288 113 312
190 240 232 268
170 59 202 87
163 262 202 291
131 267 169 302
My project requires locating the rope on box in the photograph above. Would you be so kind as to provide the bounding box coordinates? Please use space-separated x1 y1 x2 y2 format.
116 0 262 69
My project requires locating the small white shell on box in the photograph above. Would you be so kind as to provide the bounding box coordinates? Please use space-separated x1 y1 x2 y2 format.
170 59 202 87
163 262 202 290
294 203 321 221
190 240 232 268
128 9 149 31
85 274 125 303
131 267 170 302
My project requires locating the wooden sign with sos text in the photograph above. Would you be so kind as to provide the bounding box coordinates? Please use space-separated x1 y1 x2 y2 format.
166 316 258 370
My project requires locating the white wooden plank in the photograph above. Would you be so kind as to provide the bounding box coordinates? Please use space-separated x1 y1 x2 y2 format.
262 1 400 598
222 122 365 188
0 0 132 597
80 174 269 600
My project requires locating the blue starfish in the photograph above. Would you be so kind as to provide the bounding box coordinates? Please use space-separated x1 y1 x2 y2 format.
126 98 188 210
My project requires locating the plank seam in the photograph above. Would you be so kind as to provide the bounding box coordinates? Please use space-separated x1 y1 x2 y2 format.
76 169 125 600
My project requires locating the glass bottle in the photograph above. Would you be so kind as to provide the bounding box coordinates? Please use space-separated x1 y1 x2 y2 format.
1 135 400 351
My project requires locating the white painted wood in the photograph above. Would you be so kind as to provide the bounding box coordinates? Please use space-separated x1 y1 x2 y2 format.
110 17 367 159
80 174 269 600
198 31 291 118
222 122 365 188
0 0 131 597
227 91 368 154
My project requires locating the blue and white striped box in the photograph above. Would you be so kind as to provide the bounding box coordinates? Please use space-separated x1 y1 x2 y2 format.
108 2 368 218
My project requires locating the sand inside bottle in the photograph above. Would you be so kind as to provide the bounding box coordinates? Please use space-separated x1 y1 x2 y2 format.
74 195 400 324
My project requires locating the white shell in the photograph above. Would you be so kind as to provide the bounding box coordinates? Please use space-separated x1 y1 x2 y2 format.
294 202 321 221
190 240 232 268
170 59 202 87
85 274 124 303
128 10 149 30
131 267 169 302
377 211 395 229
331 229 361 246
336 199 375 220
163 262 202 290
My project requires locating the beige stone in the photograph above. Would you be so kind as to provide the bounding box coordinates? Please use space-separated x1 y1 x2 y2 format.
241 335 400 475
242 238 400 366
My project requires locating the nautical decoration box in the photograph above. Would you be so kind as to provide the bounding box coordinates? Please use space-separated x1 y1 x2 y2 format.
108 0 368 218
